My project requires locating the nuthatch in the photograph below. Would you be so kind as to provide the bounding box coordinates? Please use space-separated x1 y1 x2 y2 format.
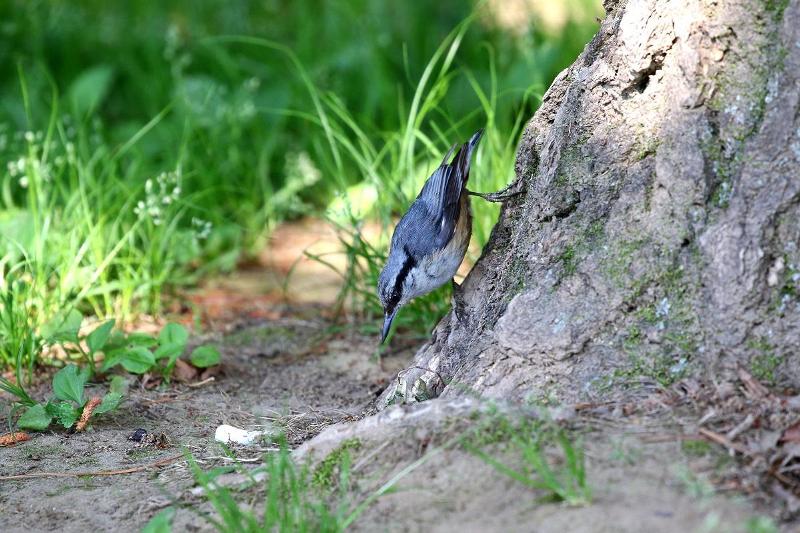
377 129 516 343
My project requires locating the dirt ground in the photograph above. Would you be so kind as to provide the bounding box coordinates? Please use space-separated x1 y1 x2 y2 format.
0 315 784 532
0 318 396 531
0 222 793 532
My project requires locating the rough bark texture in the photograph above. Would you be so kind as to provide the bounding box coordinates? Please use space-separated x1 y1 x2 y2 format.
381 0 800 407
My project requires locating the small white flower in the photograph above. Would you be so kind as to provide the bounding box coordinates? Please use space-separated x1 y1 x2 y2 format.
19 176 28 188
24 131 34 142
191 217 212 239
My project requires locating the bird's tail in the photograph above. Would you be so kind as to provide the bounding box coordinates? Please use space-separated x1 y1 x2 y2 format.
453 128 483 187
424 128 484 208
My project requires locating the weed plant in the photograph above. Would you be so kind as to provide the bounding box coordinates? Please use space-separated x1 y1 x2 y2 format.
463 414 592 506
178 439 355 533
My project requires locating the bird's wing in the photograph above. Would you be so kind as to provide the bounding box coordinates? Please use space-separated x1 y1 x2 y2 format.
390 200 448 259
413 129 483 251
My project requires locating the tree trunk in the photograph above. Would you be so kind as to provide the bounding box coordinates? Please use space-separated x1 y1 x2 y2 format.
381 0 800 407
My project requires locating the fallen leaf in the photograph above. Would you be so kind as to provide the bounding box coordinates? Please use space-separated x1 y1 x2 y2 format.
173 359 199 383
0 431 30 446
780 420 800 444
200 364 223 381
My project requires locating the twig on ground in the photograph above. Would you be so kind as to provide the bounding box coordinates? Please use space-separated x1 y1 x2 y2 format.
697 409 717 426
638 433 704 444
140 393 192 405
737 366 771 400
0 453 184 481
725 414 755 441
573 401 615 411
187 377 216 388
699 428 751 456
201 455 271 463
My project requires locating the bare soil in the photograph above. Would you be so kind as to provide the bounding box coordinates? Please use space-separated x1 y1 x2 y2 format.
0 316 782 532
0 318 406 532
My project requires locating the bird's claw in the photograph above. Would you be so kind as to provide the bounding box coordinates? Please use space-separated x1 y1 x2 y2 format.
466 181 525 203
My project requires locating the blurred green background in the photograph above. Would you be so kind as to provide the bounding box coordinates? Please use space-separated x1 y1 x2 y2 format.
0 0 602 367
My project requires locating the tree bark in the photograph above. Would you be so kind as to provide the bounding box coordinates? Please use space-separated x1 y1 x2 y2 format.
381 0 800 407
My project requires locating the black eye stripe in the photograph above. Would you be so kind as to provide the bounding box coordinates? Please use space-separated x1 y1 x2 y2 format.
386 249 417 312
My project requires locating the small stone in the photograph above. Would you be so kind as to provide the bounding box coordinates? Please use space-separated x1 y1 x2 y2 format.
128 428 148 442
214 424 272 446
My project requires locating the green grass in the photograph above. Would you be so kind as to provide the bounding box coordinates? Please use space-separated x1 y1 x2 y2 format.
186 442 353 532
312 438 362 490
463 413 591 506
178 437 392 533
747 336 782 384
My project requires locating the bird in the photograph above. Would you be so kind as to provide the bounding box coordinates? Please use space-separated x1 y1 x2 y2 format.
377 129 517 343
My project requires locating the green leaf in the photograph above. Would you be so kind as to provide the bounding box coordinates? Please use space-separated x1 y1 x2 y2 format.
190 345 220 368
120 347 155 374
46 400 80 428
52 364 89 405
102 331 129 352
126 333 158 348
142 507 175 533
108 375 128 395
17 404 53 430
159 323 188 349
154 342 184 361
95 392 123 414
87 320 115 353
41 309 83 343
101 349 124 372
67 65 114 117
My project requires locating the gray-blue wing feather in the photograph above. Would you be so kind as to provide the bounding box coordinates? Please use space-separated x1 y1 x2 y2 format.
391 129 483 258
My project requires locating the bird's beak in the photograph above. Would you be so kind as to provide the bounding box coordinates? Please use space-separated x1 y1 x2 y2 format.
381 309 397 344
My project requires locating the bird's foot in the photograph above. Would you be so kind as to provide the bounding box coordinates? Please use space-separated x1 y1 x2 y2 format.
467 181 525 203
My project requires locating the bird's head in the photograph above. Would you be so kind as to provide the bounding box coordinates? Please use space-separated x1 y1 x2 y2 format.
377 247 417 343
